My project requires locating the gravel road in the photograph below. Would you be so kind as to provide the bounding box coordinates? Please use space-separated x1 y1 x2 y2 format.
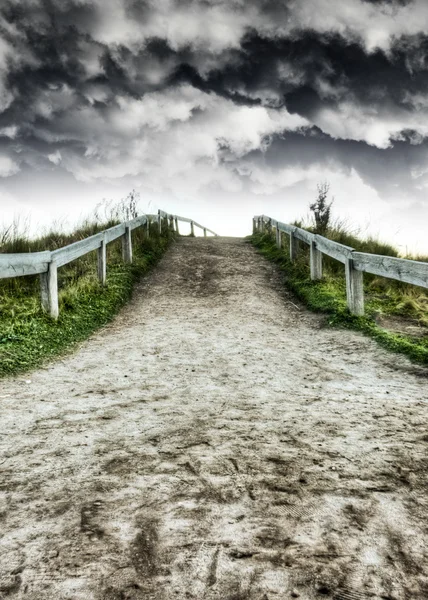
0 236 427 600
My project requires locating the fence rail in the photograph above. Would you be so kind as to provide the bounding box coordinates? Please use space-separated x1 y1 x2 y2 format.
1 210 218 319
254 215 428 316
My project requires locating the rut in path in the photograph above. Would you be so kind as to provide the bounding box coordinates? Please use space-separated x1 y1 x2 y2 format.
0 236 428 600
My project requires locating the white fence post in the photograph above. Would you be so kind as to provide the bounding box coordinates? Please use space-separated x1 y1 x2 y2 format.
345 258 365 316
310 241 323 280
97 234 107 285
204 228 207 237
289 231 297 261
158 211 162 234
40 260 59 319
122 225 133 263
4 212 218 320
251 213 428 309
175 217 179 234
190 221 195 236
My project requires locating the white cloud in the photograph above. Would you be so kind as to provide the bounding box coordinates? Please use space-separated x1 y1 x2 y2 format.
284 0 428 53
243 163 331 195
403 91 428 111
48 150 62 165
312 101 428 148
79 0 428 59
0 37 14 112
42 85 307 187
0 155 20 177
112 85 208 133
87 0 259 53
0 126 19 139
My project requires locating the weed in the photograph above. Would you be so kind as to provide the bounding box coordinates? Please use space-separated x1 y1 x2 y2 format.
309 181 333 235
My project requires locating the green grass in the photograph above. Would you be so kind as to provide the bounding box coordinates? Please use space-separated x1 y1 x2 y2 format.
0 218 174 377
250 230 428 365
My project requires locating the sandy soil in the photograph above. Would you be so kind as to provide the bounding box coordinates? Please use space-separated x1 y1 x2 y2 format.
0 236 428 600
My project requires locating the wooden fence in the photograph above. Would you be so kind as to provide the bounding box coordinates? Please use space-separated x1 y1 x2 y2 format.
0 209 217 319
253 215 428 316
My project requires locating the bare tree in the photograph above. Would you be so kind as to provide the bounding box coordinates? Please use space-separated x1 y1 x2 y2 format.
309 182 333 235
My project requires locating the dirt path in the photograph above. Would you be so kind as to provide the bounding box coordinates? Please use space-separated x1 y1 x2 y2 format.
1 237 428 600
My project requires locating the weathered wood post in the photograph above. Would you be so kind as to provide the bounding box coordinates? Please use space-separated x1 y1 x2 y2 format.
174 217 179 234
158 211 162 234
122 224 133 263
310 240 323 280
203 228 207 237
276 228 282 249
190 221 195 236
146 216 150 238
345 258 365 316
40 260 59 319
289 230 298 261
253 218 257 234
169 215 174 231
97 234 107 285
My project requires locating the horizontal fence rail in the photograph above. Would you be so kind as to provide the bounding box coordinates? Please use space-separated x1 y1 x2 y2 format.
253 214 428 316
1 210 218 319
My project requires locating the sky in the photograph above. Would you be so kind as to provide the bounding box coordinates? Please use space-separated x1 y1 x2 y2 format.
1 0 428 253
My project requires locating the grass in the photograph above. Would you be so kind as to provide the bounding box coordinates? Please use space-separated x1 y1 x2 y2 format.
0 204 175 377
249 226 428 365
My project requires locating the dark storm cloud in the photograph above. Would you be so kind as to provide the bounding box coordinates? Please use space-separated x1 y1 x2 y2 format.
0 1 423 117
0 0 427 195
175 29 428 118
248 127 428 199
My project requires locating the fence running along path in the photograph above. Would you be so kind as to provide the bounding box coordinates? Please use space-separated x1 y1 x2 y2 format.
0 210 217 319
254 215 428 316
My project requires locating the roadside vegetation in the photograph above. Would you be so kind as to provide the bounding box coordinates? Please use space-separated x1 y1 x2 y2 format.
250 183 428 365
0 193 175 377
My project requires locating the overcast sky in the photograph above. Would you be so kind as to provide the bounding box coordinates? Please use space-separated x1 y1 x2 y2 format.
1 0 428 253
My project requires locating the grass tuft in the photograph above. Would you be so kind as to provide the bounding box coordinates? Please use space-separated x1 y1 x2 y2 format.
0 210 174 377
249 230 428 365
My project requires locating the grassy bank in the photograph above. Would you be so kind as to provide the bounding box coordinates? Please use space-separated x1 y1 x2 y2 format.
0 217 174 377
250 229 428 365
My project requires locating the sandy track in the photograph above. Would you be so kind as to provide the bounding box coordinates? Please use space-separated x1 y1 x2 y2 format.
0 237 428 600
